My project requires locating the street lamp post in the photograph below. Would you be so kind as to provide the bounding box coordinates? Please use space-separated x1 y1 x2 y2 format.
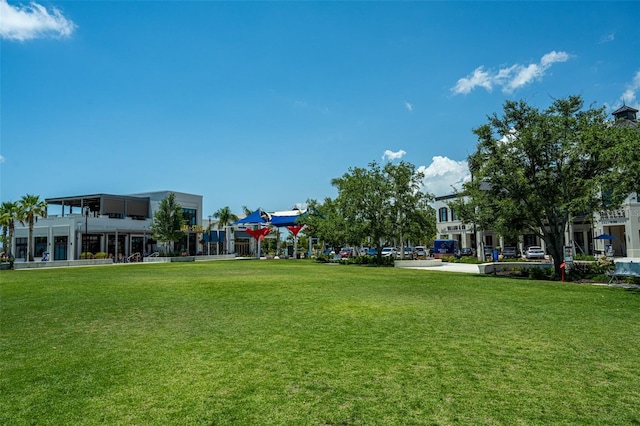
208 215 212 256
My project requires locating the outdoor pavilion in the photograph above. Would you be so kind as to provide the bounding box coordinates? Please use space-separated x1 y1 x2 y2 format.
232 208 307 258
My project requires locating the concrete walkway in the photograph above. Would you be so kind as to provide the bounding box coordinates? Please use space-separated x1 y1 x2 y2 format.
402 262 483 274
402 260 640 290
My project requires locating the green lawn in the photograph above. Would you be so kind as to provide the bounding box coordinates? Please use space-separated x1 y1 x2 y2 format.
1 261 639 425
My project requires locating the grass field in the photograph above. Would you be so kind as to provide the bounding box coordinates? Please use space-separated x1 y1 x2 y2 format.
1 261 639 425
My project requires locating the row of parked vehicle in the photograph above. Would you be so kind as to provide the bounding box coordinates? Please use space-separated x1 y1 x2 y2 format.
459 246 547 260
332 245 547 260
334 246 429 260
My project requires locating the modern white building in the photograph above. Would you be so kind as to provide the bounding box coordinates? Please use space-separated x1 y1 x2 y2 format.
11 191 203 261
434 193 600 257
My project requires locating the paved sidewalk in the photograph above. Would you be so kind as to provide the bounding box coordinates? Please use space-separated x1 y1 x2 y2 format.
404 261 640 289
403 262 482 274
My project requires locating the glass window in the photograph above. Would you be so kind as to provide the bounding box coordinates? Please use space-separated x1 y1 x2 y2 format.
485 236 493 247
15 237 27 260
35 237 47 257
438 207 448 222
451 208 459 221
182 208 197 226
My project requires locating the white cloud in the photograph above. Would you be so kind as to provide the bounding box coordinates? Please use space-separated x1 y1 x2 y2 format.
540 51 569 67
451 66 493 95
619 70 640 109
600 33 615 44
452 51 570 95
0 155 5 163
0 0 76 41
382 149 407 161
405 101 414 112
418 156 471 197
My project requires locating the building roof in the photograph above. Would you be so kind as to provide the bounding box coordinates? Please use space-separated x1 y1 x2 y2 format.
45 193 149 209
612 105 638 115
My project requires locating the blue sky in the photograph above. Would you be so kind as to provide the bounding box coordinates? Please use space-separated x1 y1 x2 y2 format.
2 1 639 217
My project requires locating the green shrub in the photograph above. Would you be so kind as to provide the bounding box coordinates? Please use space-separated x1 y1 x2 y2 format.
80 252 94 259
574 253 596 261
529 266 557 281
593 274 612 283
94 252 107 259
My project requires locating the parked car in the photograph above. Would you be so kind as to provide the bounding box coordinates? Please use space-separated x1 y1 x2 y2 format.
413 246 427 259
366 247 378 256
525 246 545 260
381 247 397 258
339 247 354 258
460 247 473 257
483 247 494 259
502 247 518 259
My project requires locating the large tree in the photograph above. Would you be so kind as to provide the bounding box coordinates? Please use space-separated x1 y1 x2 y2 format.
385 161 435 257
212 206 238 254
150 193 185 254
17 194 48 261
329 160 433 264
301 197 349 253
331 161 392 263
456 95 638 275
0 201 19 257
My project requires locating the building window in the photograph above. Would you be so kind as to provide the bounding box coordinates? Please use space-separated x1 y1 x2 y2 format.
523 234 537 248
601 188 613 206
35 237 47 257
485 236 493 248
15 237 27 260
451 208 459 221
182 208 197 226
438 207 448 222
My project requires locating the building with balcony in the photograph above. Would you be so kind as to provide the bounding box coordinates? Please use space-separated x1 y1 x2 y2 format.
434 105 639 258
11 191 202 261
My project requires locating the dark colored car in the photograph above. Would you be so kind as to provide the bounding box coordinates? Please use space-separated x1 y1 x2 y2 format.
460 247 473 256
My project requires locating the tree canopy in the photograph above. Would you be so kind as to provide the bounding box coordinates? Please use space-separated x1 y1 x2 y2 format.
304 161 434 263
17 194 48 261
150 193 185 253
0 201 20 257
453 95 639 275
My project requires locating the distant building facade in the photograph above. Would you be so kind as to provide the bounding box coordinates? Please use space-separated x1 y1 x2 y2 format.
433 105 640 259
11 191 203 261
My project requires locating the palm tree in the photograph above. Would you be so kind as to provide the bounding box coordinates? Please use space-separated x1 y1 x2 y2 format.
1 201 19 257
212 206 238 254
18 194 48 261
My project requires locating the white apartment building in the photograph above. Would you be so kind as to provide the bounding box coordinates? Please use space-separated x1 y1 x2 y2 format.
434 105 639 258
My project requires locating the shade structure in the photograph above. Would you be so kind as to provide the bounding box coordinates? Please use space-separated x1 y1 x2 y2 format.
286 225 305 237
270 210 306 227
244 227 272 241
232 208 270 225
594 234 618 240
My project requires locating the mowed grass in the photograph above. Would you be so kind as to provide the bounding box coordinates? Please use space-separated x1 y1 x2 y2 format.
1 261 639 425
